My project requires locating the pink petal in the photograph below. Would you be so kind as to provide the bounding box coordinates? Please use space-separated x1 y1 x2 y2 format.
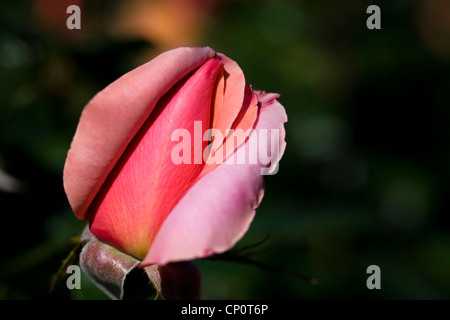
63 47 215 220
87 58 223 259
141 93 287 266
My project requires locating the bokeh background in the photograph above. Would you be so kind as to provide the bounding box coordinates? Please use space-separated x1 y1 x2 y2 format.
1 0 450 299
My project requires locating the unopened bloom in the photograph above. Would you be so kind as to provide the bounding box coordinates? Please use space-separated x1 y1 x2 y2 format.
63 47 287 298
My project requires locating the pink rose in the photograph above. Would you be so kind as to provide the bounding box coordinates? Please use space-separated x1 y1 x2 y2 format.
63 47 287 298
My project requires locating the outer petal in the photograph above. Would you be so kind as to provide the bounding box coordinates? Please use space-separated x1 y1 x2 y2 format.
141 93 287 266
63 47 215 220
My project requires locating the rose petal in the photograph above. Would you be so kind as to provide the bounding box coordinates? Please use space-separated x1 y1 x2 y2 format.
141 93 287 266
204 53 251 159
63 47 215 220
87 58 223 259
210 53 246 136
201 84 259 176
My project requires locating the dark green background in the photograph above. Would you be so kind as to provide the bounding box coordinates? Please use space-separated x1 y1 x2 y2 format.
1 0 449 299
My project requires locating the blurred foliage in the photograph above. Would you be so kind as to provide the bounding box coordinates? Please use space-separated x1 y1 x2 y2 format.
1 0 450 299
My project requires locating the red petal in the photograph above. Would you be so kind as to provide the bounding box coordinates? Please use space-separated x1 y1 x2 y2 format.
63 47 215 220
87 58 223 259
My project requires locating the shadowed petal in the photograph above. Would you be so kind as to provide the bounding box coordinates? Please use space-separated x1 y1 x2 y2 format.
210 53 246 136
201 84 259 176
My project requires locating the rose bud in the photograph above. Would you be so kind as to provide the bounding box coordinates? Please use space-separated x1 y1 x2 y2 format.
63 47 287 299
